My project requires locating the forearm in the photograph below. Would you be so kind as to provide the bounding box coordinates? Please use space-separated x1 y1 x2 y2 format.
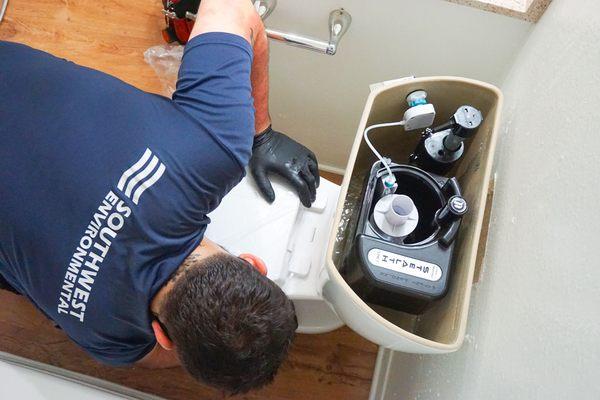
250 25 271 134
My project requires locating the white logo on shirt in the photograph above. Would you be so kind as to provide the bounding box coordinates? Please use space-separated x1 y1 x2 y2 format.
56 148 166 323
117 148 166 205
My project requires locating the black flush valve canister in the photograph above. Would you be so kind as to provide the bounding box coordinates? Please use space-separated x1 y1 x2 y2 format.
343 162 469 314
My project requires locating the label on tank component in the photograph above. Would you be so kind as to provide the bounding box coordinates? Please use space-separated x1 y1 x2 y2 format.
367 248 442 282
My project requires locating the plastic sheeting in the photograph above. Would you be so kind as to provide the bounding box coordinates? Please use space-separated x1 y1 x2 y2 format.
143 44 184 97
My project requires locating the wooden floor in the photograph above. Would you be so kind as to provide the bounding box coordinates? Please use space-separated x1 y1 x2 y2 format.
0 288 377 400
0 2 377 399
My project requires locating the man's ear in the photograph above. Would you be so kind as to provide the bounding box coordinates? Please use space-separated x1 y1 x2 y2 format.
151 320 174 351
239 253 268 276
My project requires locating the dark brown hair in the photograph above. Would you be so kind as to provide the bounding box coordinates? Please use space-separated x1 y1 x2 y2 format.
162 253 297 394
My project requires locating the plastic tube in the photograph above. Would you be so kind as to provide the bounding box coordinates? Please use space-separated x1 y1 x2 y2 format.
363 120 405 185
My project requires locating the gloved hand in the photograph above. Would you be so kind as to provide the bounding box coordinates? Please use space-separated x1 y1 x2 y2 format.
250 126 320 207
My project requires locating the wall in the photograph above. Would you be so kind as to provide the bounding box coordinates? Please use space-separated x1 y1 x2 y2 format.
376 0 600 398
266 0 532 170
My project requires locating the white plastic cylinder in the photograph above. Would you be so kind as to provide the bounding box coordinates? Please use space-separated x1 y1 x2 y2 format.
373 194 419 239
386 195 414 226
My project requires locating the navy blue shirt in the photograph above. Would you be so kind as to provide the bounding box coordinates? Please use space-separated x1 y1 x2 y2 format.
0 33 254 365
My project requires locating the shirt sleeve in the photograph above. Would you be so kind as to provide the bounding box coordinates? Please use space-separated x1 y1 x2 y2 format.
173 32 255 170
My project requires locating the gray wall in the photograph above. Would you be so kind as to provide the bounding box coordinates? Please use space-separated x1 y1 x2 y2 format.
376 0 600 398
267 0 532 171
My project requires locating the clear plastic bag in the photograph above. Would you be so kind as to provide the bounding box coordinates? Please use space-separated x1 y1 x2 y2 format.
143 44 184 97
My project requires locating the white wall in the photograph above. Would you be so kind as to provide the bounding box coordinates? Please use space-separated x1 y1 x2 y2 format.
377 0 600 398
267 0 532 170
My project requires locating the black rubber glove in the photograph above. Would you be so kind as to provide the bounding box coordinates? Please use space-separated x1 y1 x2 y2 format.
250 126 320 207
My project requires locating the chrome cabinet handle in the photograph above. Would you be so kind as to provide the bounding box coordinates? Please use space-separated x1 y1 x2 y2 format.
183 1 352 56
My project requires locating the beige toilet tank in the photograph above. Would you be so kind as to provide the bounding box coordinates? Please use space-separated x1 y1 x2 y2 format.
322 76 503 353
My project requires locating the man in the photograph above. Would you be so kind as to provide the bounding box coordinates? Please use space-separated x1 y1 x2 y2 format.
0 0 320 394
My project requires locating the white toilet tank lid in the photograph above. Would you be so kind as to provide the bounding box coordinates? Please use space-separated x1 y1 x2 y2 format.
205 174 313 285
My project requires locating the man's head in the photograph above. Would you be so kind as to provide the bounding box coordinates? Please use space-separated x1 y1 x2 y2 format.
153 239 297 394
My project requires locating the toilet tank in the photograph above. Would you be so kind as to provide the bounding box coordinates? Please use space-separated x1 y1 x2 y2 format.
323 76 503 353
